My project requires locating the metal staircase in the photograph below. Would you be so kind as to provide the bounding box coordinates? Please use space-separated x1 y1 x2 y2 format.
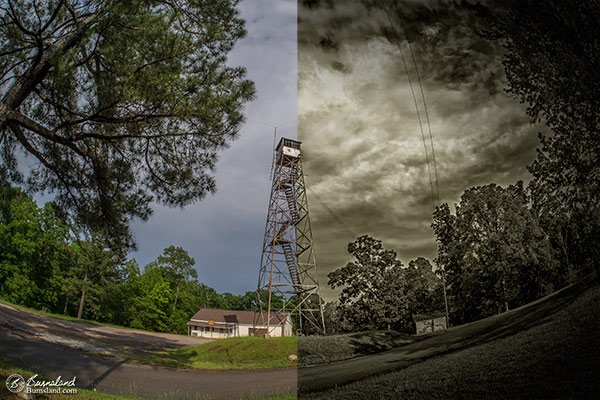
283 186 300 222
281 242 300 286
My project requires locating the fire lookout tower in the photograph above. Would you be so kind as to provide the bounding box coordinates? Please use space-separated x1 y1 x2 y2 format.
256 138 325 335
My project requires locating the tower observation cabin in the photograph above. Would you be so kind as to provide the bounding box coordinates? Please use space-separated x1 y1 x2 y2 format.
275 138 301 165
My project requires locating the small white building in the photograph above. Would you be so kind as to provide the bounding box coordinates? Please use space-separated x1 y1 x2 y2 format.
187 308 293 338
413 312 448 335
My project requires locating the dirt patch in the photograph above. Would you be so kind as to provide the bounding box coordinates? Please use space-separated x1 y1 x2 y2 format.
0 302 210 359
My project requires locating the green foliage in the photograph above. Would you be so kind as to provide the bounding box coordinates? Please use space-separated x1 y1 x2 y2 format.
432 182 557 324
0 188 263 335
222 290 265 311
69 238 125 320
122 247 209 334
0 0 256 248
156 245 197 312
128 264 173 332
0 188 69 309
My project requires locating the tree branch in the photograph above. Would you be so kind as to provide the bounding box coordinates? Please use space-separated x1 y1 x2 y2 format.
0 11 100 130
40 0 66 33
8 121 81 209
7 0 37 37
7 109 87 158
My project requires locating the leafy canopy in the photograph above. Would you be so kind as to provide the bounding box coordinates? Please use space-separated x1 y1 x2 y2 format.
432 182 556 324
0 0 255 248
476 0 600 278
328 235 409 331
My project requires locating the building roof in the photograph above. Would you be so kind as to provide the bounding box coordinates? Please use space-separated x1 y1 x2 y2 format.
276 137 301 151
188 308 289 326
412 312 447 322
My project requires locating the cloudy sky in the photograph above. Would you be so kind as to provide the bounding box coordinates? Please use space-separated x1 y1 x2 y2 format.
128 0 297 295
298 0 545 300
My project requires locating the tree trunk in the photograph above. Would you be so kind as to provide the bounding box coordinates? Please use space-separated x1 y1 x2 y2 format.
63 295 69 315
441 266 450 328
173 281 180 312
77 272 88 319
501 276 510 312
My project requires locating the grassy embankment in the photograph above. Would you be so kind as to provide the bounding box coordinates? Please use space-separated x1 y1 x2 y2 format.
140 336 298 370
303 278 600 399
299 330 418 366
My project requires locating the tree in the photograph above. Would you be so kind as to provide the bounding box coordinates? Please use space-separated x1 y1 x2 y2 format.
321 301 347 335
477 1 599 141
155 245 197 311
476 0 600 281
196 284 225 310
128 264 173 332
103 258 142 326
432 182 557 324
221 290 270 311
0 188 70 308
139 245 201 333
405 257 444 316
71 239 123 319
328 235 410 331
0 1 255 248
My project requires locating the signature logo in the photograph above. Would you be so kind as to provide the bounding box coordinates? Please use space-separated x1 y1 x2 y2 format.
6 374 26 393
5 373 77 394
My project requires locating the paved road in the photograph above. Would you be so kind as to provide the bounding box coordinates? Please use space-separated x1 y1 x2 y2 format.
299 278 590 394
0 303 297 399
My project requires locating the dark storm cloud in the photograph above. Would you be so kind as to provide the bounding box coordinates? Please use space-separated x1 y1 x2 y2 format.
299 0 542 300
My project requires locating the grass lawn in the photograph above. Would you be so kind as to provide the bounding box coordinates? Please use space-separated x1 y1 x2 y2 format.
298 330 417 366
302 280 600 399
137 336 298 370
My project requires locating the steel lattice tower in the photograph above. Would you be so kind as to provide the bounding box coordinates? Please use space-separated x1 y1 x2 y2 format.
256 137 325 335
